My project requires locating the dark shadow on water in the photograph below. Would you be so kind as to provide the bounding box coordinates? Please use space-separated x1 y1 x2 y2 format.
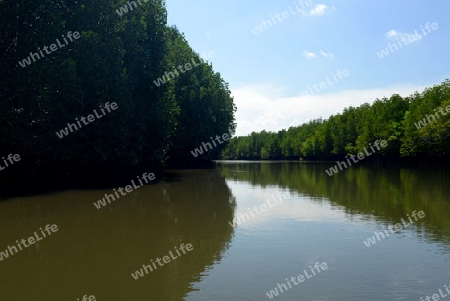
0 169 236 301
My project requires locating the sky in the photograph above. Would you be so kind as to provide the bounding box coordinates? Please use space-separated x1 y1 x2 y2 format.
165 0 450 136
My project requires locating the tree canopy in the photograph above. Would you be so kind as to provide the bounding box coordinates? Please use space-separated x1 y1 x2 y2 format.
222 80 450 161
0 0 236 190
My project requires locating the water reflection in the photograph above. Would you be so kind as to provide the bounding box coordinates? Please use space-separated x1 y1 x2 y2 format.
218 161 450 247
2 162 450 301
0 169 236 301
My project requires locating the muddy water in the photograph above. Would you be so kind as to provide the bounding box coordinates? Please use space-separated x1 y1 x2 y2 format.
1 162 450 301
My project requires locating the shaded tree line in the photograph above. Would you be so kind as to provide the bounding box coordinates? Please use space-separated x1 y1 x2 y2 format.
222 80 450 161
0 0 235 192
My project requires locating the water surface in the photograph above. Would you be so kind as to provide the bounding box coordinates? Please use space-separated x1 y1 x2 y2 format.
1 162 449 300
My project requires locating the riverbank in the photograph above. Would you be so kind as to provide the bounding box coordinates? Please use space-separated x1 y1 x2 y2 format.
3 156 449 198
218 156 450 167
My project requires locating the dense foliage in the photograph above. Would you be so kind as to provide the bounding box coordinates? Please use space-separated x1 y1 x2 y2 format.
0 0 236 189
222 80 450 160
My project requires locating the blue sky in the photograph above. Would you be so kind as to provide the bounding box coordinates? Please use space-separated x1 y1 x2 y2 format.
166 0 449 136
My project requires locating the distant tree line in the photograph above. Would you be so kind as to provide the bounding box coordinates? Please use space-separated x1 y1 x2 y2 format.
0 0 235 191
222 80 450 161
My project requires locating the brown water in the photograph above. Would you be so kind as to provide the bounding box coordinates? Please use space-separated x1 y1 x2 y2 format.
1 162 450 300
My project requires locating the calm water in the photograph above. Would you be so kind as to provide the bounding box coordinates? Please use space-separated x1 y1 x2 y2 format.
1 162 450 300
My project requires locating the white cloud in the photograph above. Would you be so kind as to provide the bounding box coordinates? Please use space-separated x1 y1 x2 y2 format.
230 83 428 136
385 30 398 38
384 29 422 43
302 50 317 59
303 50 334 60
309 4 329 16
320 50 334 59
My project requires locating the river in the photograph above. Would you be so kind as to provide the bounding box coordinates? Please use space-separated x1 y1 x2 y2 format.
1 161 449 301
